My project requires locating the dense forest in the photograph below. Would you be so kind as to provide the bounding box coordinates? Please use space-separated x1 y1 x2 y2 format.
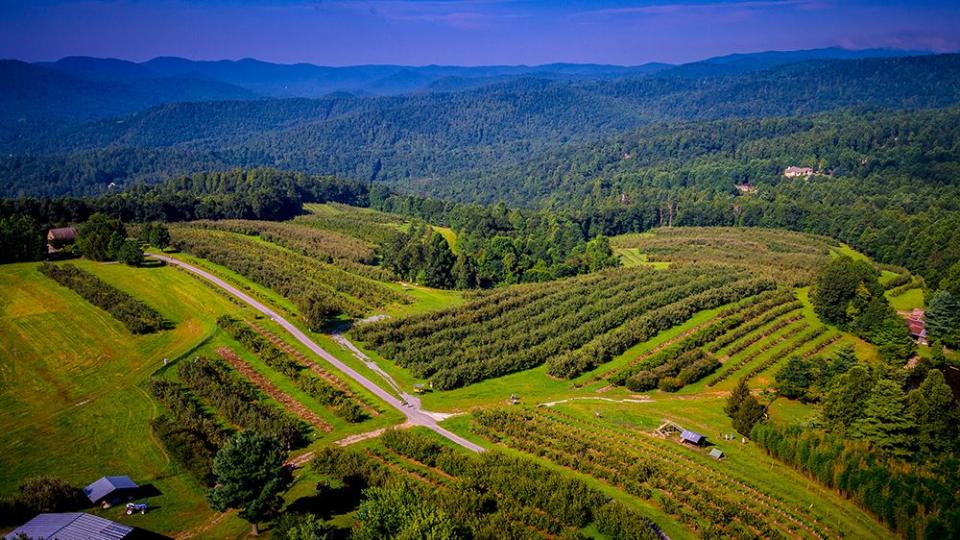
3 54 960 197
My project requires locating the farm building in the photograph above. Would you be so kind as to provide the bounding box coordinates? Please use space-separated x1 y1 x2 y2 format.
4 512 133 540
904 309 928 345
46 226 78 255
680 430 706 446
784 166 816 178
84 475 139 506
710 448 725 460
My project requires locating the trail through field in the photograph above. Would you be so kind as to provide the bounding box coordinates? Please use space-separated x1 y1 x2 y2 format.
152 254 485 453
541 396 654 407
285 423 411 468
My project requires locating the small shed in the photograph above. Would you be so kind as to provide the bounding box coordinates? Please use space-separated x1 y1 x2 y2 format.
4 512 133 540
709 448 725 460
680 430 706 446
84 476 139 505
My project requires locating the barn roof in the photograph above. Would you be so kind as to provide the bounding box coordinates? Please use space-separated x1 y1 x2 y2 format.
84 476 138 503
47 227 78 241
4 512 133 540
680 430 705 445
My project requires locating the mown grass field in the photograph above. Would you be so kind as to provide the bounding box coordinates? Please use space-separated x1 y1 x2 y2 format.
0 260 253 537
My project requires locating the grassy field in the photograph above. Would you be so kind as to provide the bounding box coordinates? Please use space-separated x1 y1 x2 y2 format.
0 260 252 537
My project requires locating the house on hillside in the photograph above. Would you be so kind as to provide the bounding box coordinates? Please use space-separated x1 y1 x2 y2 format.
784 166 816 178
904 309 928 345
680 430 706 447
4 512 133 540
735 183 757 194
84 476 139 507
47 226 78 255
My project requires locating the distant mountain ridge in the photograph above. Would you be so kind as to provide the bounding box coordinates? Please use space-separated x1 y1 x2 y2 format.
4 52 959 198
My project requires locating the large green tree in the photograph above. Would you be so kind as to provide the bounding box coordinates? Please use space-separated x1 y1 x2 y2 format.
354 482 461 540
926 291 960 348
908 369 960 456
851 379 916 458
116 239 144 267
207 431 291 536
775 356 814 401
0 215 44 263
821 365 873 430
811 256 882 326
77 213 126 261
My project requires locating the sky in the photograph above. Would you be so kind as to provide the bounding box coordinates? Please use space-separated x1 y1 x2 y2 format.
1 0 958 66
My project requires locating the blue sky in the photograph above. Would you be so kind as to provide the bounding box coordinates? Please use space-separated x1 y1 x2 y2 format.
1 1 958 65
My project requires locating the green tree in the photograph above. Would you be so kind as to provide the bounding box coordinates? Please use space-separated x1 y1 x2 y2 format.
908 370 960 456
147 222 171 249
851 379 916 458
116 239 144 267
296 292 341 331
423 233 455 289
938 262 960 295
926 291 960 348
725 378 751 417
821 365 873 430
0 215 44 263
733 394 766 436
810 256 881 327
272 513 331 540
775 356 813 401
16 476 82 513
77 213 126 261
354 482 461 540
207 431 291 536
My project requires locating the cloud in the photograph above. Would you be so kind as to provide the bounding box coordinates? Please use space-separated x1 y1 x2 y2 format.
576 0 827 18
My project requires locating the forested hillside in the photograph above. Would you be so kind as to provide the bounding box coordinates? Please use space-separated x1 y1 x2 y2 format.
4 54 959 198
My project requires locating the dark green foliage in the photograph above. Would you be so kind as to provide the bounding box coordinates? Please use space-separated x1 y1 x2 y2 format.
116 238 143 267
775 346 857 402
752 423 960 540
15 477 84 513
178 356 310 449
775 356 814 400
907 370 960 457
0 168 368 227
926 291 960 348
77 212 125 261
810 256 882 326
811 256 915 363
725 376 766 436
140 222 171 249
151 416 219 486
0 214 44 262
38 262 169 333
354 481 462 540
850 379 916 458
725 378 751 417
271 513 333 540
821 365 874 431
208 431 292 535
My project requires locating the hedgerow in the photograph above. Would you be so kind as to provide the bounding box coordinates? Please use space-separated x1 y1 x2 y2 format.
38 262 170 334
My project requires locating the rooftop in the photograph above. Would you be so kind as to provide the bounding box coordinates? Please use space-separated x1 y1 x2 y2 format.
4 512 133 540
84 476 139 504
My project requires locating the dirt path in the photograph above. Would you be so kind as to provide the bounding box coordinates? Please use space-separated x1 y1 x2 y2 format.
216 347 333 432
154 254 484 453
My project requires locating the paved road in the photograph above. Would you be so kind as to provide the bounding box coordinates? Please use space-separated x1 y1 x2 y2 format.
152 254 485 453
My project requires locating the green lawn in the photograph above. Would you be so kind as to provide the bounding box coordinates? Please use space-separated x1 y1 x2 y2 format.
0 260 252 537
887 287 924 311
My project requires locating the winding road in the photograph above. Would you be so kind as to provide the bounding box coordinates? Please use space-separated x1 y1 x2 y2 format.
151 254 485 453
